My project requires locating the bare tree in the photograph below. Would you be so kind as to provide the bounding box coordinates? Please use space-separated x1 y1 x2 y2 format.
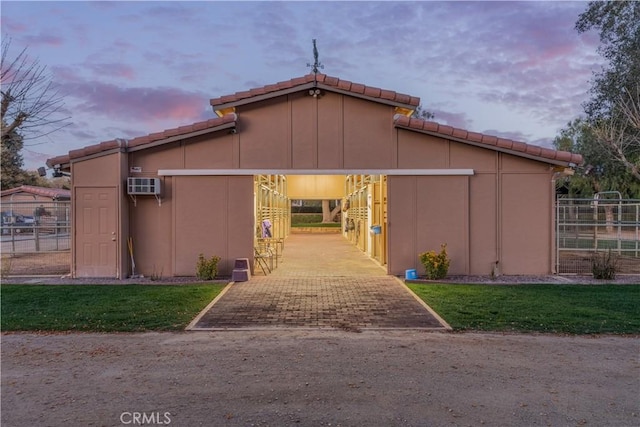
1 36 69 146
592 86 640 181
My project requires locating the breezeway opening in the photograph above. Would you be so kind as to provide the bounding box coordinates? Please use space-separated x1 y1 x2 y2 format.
253 174 388 275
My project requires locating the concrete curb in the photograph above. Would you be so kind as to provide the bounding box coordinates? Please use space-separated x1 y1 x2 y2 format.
396 276 453 331
186 281 235 331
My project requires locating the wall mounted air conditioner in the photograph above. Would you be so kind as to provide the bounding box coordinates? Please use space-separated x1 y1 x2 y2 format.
127 177 161 206
127 177 160 195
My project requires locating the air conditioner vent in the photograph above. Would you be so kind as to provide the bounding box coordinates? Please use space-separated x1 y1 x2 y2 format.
127 177 161 195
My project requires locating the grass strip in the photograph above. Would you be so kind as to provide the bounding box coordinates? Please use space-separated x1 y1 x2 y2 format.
1 284 225 332
407 283 640 335
291 223 341 228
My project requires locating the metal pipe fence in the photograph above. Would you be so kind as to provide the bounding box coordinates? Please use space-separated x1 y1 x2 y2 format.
1 200 71 276
556 197 640 275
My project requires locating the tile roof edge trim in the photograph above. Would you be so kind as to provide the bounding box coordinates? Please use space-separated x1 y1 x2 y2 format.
69 147 124 163
394 122 580 167
210 82 419 112
315 84 420 110
211 83 316 110
46 156 70 168
127 120 236 153
48 118 237 166
158 168 475 176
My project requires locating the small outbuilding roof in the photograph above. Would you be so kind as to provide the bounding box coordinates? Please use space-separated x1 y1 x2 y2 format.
0 185 71 200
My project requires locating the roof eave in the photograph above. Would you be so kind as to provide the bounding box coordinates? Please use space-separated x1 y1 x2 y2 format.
394 122 581 168
211 82 418 115
127 120 237 153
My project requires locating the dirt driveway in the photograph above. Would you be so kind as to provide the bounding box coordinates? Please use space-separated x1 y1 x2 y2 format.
2 330 638 427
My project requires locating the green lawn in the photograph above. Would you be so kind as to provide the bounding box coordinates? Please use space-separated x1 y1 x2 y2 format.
407 283 640 334
1 284 225 332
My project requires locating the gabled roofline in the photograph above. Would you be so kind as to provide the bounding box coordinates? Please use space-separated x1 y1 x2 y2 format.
210 74 420 116
394 115 583 167
46 114 238 169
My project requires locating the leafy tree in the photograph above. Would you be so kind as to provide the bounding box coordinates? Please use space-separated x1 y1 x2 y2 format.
576 1 640 119
412 105 435 120
0 123 45 190
557 1 640 197
553 119 640 197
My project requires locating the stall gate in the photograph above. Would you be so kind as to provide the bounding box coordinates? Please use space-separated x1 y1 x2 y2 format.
556 196 640 274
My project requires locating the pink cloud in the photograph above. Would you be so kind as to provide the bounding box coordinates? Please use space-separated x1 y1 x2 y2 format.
85 63 136 80
61 79 209 124
481 129 532 143
51 65 79 82
23 33 64 47
430 110 472 130
0 17 27 33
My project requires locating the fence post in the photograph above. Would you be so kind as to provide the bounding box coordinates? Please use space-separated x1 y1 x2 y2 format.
34 224 40 252
636 204 640 257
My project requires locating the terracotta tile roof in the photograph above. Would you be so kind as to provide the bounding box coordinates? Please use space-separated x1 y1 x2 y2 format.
47 74 583 170
0 185 71 200
125 113 236 150
210 74 420 112
46 114 237 167
394 115 583 166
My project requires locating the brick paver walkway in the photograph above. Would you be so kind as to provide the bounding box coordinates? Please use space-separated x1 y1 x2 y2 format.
191 234 447 330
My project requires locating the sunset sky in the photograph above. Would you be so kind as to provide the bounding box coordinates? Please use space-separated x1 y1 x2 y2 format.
1 1 604 171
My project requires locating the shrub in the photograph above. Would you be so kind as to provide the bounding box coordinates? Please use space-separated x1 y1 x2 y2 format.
196 254 221 280
591 250 617 280
291 214 324 225
419 244 450 280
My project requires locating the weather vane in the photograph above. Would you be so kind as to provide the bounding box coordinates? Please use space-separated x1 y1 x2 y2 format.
307 39 324 80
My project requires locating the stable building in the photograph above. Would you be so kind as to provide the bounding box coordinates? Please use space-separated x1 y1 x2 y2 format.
46 74 582 279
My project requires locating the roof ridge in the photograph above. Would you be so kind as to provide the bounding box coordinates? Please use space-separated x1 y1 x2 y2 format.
209 74 420 109
394 115 583 166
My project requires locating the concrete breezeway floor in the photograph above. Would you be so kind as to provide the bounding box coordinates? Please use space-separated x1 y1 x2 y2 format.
190 233 447 331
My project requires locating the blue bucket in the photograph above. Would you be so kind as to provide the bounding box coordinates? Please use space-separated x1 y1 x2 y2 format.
405 269 417 280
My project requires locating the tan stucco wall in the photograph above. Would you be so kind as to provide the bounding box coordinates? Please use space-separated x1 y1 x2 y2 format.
173 176 253 276
237 92 394 170
68 89 558 278
129 135 251 277
388 129 554 275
